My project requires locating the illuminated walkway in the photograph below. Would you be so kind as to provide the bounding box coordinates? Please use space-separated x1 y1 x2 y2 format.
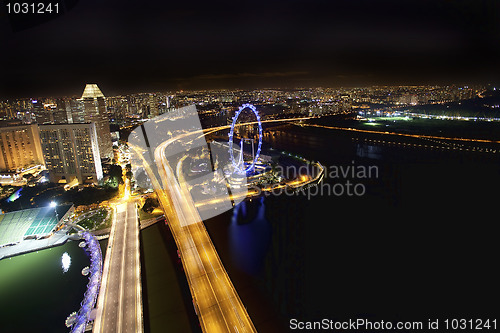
70 232 102 333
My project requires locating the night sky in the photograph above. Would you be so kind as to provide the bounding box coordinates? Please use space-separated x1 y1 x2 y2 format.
1 0 499 98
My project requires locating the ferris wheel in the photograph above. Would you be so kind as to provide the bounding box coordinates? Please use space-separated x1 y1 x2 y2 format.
228 103 263 174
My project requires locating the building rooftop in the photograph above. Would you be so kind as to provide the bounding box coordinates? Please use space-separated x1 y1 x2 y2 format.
81 84 105 99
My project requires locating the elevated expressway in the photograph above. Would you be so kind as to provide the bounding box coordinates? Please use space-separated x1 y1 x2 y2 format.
155 133 256 333
136 117 311 332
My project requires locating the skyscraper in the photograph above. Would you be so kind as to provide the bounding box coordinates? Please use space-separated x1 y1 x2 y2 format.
39 123 103 184
0 124 45 172
148 93 159 118
33 99 52 124
79 84 113 159
53 98 74 124
69 98 85 123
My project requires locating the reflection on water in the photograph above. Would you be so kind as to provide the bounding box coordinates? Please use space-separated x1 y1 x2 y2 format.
229 197 272 275
356 143 383 159
0 240 94 333
61 252 71 273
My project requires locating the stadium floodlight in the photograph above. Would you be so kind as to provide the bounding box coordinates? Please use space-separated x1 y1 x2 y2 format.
50 201 59 221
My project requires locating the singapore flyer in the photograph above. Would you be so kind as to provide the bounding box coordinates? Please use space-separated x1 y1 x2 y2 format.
228 103 263 174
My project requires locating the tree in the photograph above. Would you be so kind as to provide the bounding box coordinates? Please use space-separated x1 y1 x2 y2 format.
104 164 124 189
142 197 159 213
108 164 124 184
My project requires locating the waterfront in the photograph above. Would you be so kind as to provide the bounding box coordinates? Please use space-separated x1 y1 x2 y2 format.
0 117 496 333
0 239 107 333
203 118 498 331
1 0 498 329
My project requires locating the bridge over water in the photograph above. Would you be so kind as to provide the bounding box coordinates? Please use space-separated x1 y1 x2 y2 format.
69 231 102 333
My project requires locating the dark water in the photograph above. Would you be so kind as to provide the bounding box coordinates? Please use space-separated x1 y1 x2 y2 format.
140 223 200 333
204 121 499 332
0 239 106 333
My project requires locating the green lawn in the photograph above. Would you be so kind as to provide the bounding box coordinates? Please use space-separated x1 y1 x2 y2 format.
77 208 112 231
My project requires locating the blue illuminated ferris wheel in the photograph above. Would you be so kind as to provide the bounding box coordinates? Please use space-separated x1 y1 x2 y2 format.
228 103 263 173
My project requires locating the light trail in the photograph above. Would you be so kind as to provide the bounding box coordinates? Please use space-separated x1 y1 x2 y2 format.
301 123 500 144
134 116 310 332
156 138 252 332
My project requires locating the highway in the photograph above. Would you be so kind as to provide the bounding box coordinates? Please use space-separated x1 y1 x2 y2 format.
93 200 143 333
130 116 311 332
155 136 257 332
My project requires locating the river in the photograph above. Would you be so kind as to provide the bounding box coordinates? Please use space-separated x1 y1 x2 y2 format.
203 119 498 332
0 239 107 333
3 118 495 333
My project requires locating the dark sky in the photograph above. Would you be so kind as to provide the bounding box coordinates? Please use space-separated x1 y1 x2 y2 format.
1 0 499 98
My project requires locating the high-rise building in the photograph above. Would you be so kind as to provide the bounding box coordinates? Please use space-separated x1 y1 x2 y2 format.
39 123 103 184
79 84 113 159
53 98 74 124
0 124 45 172
33 99 52 124
148 93 159 118
106 95 128 123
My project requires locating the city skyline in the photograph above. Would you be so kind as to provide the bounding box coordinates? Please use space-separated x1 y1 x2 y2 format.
1 82 499 188
0 82 493 100
1 0 499 98
0 84 498 332
0 1 498 331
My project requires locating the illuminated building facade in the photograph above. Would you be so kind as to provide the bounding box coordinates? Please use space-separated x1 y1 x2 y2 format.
33 99 52 124
0 124 45 172
80 84 113 159
39 123 103 184
148 93 159 118
52 98 74 124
